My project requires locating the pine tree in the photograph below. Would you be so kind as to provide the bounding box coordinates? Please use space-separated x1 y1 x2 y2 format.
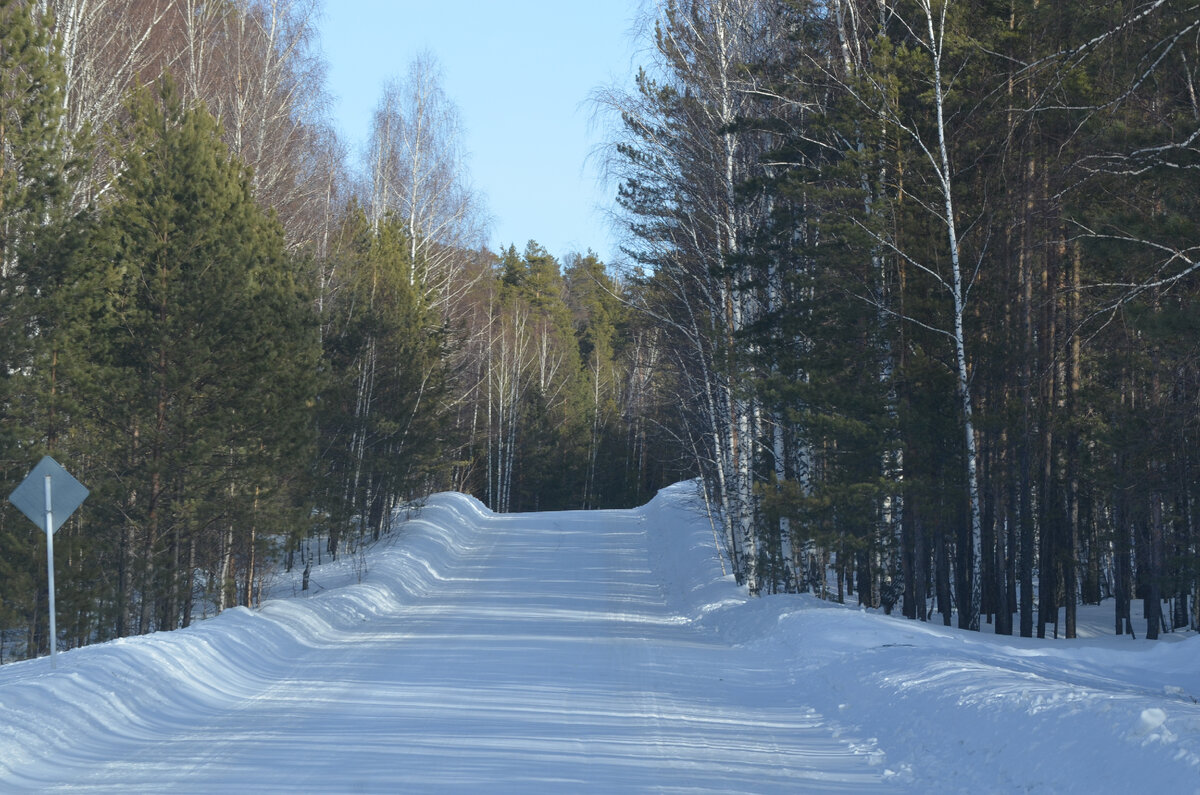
314 205 450 551
52 77 319 635
0 0 67 270
0 0 73 659
497 242 583 511
564 252 627 508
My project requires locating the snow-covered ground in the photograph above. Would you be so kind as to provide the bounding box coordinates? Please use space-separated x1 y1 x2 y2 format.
1 483 1198 792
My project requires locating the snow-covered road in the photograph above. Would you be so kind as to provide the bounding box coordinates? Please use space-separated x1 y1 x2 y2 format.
4 484 1200 793
1 489 887 792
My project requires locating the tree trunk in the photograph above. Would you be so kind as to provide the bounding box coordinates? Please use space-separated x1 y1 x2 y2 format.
1146 495 1164 640
936 532 952 626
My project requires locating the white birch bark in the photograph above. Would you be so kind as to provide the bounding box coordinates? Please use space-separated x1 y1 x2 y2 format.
365 54 486 322
920 0 983 630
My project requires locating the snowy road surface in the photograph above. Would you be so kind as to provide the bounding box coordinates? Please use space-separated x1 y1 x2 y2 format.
3 484 1200 792
2 488 887 792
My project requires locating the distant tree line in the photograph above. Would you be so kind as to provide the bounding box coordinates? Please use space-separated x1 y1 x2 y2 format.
601 0 1200 638
0 0 687 663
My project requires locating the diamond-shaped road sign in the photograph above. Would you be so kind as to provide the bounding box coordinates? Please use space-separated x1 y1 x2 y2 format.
9 456 89 534
8 456 89 669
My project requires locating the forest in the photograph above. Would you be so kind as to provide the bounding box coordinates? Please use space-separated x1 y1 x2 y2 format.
1 0 1198 662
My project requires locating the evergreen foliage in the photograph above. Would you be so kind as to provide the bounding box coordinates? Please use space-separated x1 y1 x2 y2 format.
0 0 72 658
604 0 1200 635
313 205 449 554
4 77 321 649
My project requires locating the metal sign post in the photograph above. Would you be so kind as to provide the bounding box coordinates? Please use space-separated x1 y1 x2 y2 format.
9 457 89 669
44 474 56 666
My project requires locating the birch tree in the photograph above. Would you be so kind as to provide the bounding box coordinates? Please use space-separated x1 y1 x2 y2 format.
207 0 334 250
41 0 169 208
366 52 487 321
600 0 787 591
787 0 986 627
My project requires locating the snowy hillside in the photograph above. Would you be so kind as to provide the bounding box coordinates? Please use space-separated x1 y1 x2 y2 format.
1 483 1198 792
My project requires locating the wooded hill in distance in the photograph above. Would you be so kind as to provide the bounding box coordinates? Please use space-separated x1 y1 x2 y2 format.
1 0 1198 662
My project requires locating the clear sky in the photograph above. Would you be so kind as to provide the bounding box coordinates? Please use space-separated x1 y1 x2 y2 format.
319 2 645 266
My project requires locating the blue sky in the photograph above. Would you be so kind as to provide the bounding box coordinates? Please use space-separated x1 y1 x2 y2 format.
319 2 644 266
